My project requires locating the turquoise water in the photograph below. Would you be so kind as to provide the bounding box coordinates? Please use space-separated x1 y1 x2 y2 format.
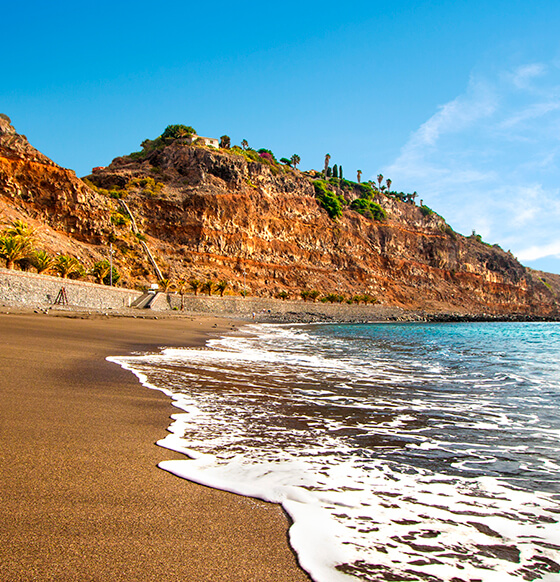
111 322 560 581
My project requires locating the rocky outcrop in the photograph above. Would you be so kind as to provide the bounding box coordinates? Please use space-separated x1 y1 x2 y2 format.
0 115 112 244
1 115 558 318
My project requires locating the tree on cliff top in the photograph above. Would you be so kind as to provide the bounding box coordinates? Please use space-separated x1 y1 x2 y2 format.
161 125 196 140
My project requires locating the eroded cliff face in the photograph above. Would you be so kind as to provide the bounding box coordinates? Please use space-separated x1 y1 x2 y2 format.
86 141 558 316
0 115 557 317
0 116 113 262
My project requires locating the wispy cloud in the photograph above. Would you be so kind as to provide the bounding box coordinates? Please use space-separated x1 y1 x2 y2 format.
385 61 560 271
508 63 547 89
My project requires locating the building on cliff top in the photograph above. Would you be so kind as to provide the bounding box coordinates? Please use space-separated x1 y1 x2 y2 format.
184 135 219 148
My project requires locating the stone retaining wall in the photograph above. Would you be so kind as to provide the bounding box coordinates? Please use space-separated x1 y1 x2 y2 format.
0 268 408 322
153 292 407 322
0 268 141 311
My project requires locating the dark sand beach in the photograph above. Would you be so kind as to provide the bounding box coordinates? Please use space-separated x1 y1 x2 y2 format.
0 312 310 581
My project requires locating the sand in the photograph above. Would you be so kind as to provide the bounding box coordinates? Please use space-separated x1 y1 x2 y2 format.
0 311 311 581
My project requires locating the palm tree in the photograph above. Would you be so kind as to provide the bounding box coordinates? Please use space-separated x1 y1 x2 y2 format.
308 290 320 302
176 277 187 310
91 260 120 285
241 139 249 150
216 280 228 297
91 260 111 284
202 280 214 296
290 154 301 169
158 278 174 292
357 169 362 184
377 174 384 189
3 219 37 242
386 178 392 191
189 279 201 296
29 249 54 274
176 127 190 139
55 255 84 279
0 235 30 269
324 153 331 178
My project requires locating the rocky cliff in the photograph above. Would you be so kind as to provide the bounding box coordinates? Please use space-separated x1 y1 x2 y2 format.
1 116 558 318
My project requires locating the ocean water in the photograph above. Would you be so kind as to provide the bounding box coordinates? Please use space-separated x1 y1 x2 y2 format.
109 322 560 582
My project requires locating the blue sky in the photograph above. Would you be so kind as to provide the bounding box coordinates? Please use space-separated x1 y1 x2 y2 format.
4 0 560 273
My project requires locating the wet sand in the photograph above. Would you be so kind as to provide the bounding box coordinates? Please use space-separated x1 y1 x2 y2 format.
0 312 310 581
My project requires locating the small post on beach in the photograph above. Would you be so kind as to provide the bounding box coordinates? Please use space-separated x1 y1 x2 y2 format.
54 287 68 306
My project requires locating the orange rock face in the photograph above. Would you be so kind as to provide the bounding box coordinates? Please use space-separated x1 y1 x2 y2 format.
1 116 558 317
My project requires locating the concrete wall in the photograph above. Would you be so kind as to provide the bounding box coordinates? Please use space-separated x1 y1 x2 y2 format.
0 268 141 311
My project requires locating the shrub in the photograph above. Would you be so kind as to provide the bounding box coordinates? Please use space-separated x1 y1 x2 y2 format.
111 212 129 227
420 205 434 217
350 198 386 221
356 182 374 198
313 180 344 219
257 148 277 161
129 176 164 197
161 124 196 140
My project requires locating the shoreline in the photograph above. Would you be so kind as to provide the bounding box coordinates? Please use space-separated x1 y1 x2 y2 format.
0 311 311 581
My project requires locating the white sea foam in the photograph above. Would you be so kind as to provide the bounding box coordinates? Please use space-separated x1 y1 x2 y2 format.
109 322 560 582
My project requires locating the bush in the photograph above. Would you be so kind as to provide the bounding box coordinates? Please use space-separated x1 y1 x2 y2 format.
257 148 277 162
313 180 344 219
350 198 386 221
161 124 196 140
356 182 374 198
129 176 164 197
111 212 129 227
420 205 434 217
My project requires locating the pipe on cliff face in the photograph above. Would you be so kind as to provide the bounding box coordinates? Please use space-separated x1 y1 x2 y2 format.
118 199 164 281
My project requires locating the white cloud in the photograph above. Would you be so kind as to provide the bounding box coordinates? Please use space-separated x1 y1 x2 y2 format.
517 240 560 261
405 78 497 149
385 61 560 272
499 101 560 130
508 63 547 89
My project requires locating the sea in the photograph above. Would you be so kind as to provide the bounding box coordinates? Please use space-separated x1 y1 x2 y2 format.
109 321 560 582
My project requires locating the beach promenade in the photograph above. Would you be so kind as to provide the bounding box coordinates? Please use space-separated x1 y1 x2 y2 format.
0 311 310 581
